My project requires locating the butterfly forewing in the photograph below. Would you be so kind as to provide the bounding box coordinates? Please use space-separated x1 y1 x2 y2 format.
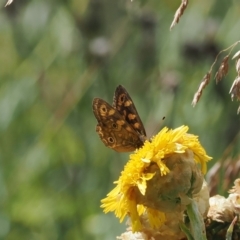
113 85 146 137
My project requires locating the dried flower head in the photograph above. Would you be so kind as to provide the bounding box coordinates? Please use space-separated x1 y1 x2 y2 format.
5 0 13 6
208 178 240 222
236 58 240 75
208 195 234 223
229 76 240 101
236 105 240 114
170 0 188 30
229 179 240 194
101 126 212 232
232 50 240 76
232 50 240 60
215 56 229 84
192 72 211 107
207 179 240 239
192 41 240 114
205 188 240 240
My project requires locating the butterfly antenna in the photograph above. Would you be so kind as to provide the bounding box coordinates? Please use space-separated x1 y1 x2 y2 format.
149 116 166 138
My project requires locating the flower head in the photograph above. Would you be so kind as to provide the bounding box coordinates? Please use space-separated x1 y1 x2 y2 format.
101 126 212 232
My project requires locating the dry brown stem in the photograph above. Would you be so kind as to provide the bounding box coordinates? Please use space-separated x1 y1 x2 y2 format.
207 155 240 196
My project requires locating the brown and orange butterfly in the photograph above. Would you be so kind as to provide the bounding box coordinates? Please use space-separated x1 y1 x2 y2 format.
92 85 146 152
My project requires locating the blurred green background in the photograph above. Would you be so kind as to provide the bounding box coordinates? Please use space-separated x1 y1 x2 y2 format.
0 0 239 239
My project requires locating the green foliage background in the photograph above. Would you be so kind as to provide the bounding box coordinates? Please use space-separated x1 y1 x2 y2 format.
0 0 239 239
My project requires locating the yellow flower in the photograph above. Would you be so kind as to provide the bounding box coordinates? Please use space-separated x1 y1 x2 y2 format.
101 126 212 232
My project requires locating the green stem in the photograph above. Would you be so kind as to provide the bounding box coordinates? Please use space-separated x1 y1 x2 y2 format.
186 199 207 240
179 221 194 240
226 216 237 240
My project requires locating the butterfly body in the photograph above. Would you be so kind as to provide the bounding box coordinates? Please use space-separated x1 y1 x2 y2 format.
92 85 146 152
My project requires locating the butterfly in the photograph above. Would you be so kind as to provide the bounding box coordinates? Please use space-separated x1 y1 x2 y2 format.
92 85 147 152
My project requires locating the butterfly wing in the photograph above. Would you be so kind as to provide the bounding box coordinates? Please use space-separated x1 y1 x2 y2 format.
92 98 144 152
113 85 147 137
